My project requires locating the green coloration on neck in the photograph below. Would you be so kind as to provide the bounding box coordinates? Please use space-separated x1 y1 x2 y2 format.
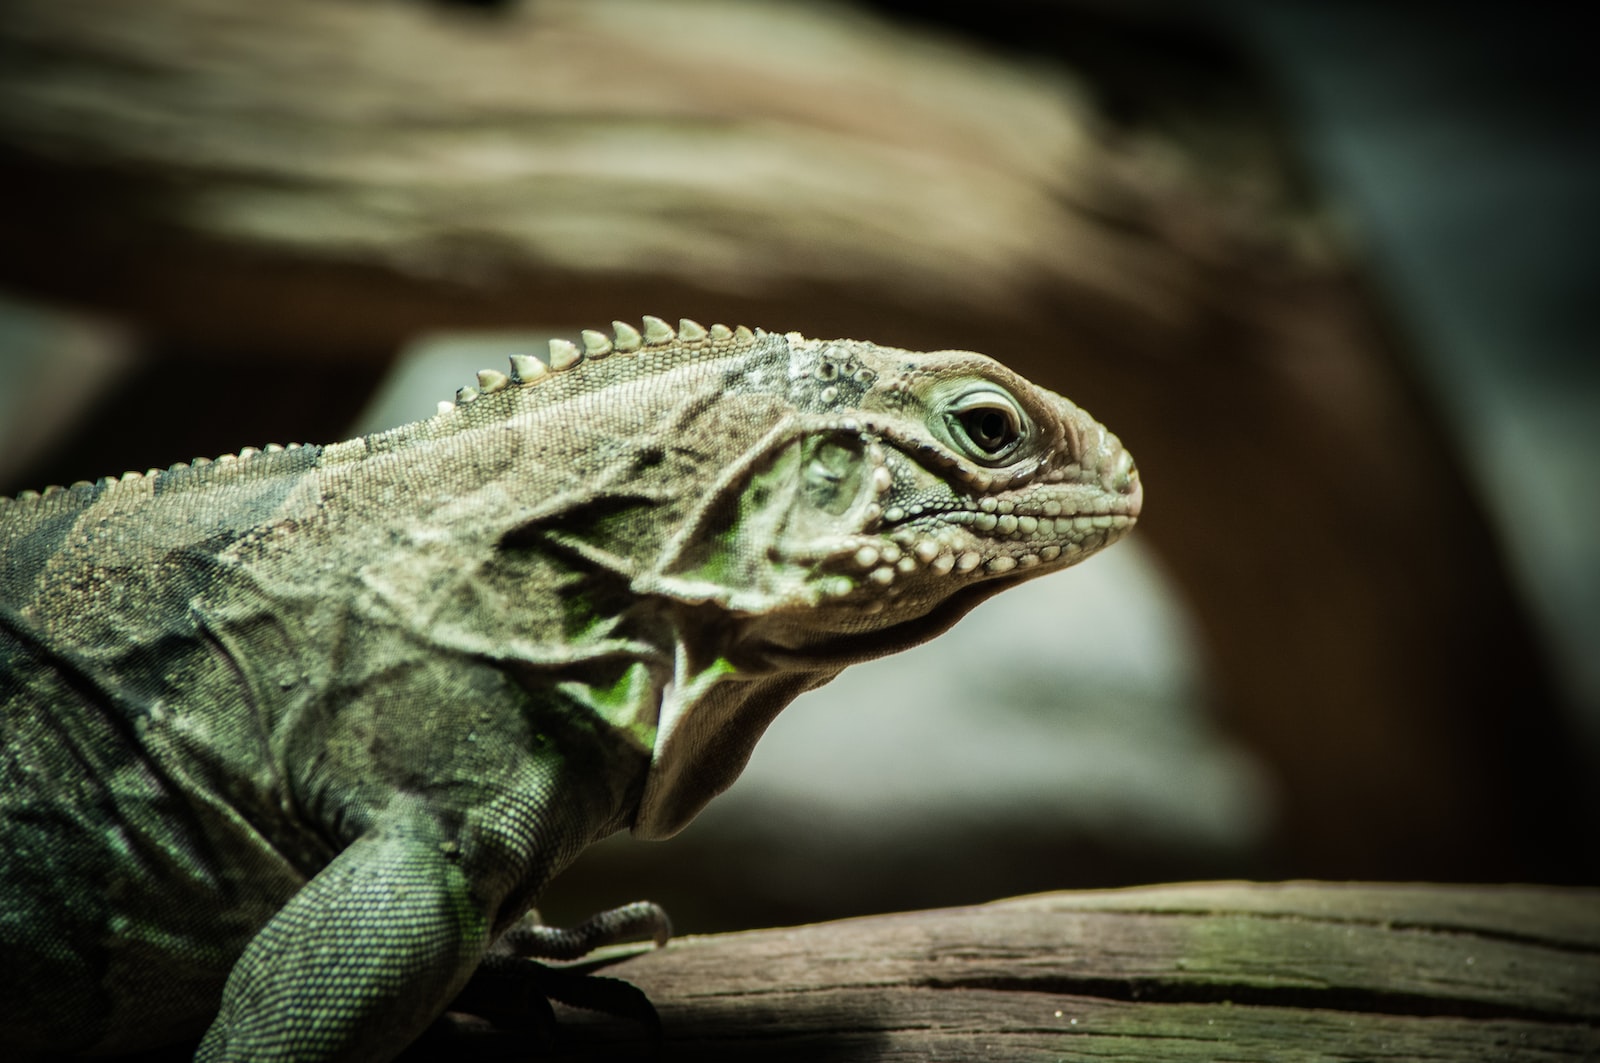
558 660 660 750
692 655 738 689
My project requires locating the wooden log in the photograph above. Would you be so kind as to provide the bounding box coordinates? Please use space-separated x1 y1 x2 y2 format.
434 882 1600 1061
0 0 1133 350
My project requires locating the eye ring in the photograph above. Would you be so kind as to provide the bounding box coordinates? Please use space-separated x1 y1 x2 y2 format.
945 391 1026 462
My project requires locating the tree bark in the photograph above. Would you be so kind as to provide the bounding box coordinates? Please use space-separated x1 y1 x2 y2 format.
430 882 1600 1061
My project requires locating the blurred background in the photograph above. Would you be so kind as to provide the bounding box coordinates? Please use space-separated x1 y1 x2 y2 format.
1 0 1594 933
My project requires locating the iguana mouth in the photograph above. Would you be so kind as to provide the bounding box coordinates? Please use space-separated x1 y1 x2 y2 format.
842 510 1138 584
836 445 1141 587
880 497 1141 534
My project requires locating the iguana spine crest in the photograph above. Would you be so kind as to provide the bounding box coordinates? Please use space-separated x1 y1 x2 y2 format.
0 317 754 509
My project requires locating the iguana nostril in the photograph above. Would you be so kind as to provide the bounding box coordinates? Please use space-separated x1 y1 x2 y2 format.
1106 448 1139 495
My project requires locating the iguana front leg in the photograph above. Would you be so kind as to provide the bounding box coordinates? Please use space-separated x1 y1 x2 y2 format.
197 818 492 1063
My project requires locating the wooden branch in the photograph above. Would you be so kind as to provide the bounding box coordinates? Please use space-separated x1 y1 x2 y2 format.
0 0 1144 349
429 882 1600 1061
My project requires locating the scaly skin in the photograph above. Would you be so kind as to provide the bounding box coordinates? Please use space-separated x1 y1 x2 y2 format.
0 317 1141 1060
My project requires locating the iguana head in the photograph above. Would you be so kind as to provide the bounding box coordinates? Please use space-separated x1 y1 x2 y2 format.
649 332 1142 656
444 318 1139 836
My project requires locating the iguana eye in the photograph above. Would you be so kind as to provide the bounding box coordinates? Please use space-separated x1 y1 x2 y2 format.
946 391 1026 462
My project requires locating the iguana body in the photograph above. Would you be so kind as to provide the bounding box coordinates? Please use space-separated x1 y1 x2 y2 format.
0 317 1141 1060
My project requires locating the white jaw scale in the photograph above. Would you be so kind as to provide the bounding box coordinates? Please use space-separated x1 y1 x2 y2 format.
794 479 1141 610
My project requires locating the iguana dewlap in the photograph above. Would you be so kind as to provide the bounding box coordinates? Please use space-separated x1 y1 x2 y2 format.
0 317 1140 1060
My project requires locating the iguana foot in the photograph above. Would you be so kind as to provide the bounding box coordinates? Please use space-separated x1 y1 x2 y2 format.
497 900 672 961
453 953 663 1034
433 902 671 1051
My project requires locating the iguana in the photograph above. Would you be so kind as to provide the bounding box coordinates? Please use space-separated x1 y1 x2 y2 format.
0 317 1141 1060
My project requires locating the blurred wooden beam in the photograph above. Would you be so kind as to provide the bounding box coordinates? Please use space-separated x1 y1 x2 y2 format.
0 0 1157 349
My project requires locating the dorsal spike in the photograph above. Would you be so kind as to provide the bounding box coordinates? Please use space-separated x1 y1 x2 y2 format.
709 322 734 341
547 338 582 372
581 329 613 358
456 385 481 404
613 320 642 353
677 318 708 343
437 400 455 415
476 368 510 394
641 315 675 346
508 354 547 383
734 325 755 342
